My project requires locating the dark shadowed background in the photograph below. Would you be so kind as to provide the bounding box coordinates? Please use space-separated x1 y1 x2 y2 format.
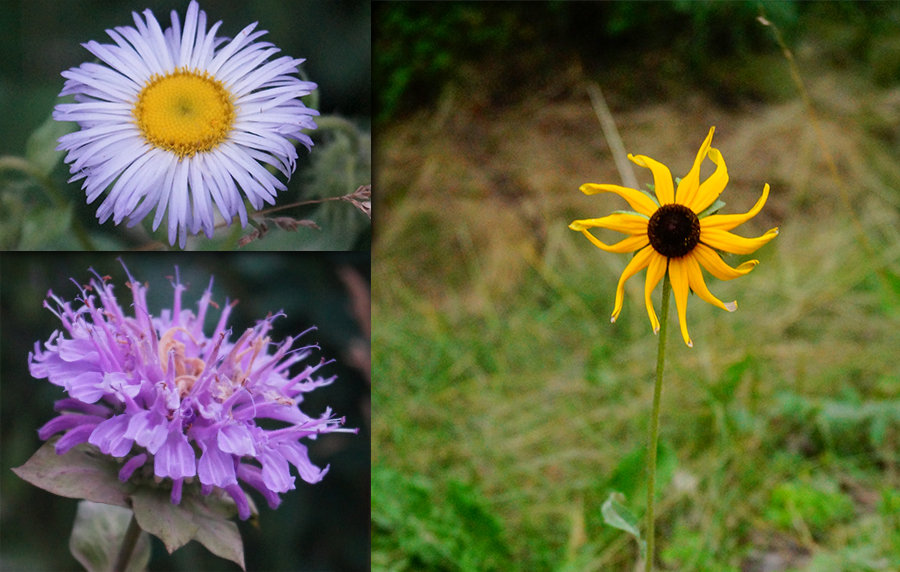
1 253 370 571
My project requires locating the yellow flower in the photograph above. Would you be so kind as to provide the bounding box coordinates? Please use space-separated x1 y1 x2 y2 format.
569 127 778 347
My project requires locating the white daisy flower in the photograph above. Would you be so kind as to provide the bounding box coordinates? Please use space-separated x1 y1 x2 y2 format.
53 1 319 248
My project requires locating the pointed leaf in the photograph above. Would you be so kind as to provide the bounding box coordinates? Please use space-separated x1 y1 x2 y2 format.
69 501 150 572
181 490 248 570
638 187 660 206
601 492 647 560
697 199 726 219
189 502 246 571
131 487 199 554
11 438 131 508
611 210 649 219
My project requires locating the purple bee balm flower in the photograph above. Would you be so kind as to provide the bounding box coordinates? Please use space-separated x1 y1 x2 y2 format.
29 262 357 520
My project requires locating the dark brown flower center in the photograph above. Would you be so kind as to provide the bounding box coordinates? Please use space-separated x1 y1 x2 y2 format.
647 204 701 258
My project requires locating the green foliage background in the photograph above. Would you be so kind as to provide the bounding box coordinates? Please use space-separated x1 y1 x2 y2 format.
373 2 900 570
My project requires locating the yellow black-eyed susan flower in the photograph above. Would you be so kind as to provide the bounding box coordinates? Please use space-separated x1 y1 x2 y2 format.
570 127 778 347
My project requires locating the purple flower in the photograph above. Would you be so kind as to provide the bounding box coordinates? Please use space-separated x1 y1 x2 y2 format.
29 263 356 519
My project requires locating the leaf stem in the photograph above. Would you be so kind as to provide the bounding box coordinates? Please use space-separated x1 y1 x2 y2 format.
645 271 670 572
112 512 141 572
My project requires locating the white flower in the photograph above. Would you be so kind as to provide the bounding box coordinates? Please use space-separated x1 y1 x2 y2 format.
54 1 319 247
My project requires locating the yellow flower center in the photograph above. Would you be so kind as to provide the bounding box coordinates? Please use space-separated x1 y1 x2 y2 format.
133 68 234 159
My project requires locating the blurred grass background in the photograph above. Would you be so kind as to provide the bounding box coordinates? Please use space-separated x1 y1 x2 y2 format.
0 0 371 250
0 253 371 571
373 2 900 571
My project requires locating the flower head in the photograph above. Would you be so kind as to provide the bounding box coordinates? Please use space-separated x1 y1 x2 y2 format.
53 1 319 247
28 263 356 519
569 127 778 347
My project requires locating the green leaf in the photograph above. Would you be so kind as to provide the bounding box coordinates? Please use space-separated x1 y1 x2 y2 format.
605 442 677 505
14 438 249 570
601 492 646 560
130 484 249 570
20 203 74 250
708 354 755 404
372 465 511 572
697 199 726 219
130 487 200 554
764 479 855 533
638 187 660 206
69 501 150 572
11 438 132 508
611 210 649 219
183 493 247 570
191 514 244 571
26 108 77 178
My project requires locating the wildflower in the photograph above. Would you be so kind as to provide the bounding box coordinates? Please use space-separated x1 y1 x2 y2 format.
53 1 319 248
569 127 778 347
28 263 356 519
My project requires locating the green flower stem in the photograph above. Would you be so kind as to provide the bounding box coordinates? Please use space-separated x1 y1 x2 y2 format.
112 512 141 572
645 272 671 572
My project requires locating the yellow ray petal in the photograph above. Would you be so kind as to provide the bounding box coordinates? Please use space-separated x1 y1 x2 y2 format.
569 213 649 235
684 253 737 312
667 256 693 347
701 183 771 231
644 252 667 333
628 154 674 205
701 227 779 255
692 243 759 281
687 146 728 214
675 127 715 208
611 245 655 323
576 230 649 253
579 183 658 217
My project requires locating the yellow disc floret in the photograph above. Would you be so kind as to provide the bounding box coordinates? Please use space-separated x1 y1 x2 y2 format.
133 67 234 159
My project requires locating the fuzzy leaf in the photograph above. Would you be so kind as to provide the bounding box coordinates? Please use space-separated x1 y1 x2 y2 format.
11 438 131 508
69 501 150 572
